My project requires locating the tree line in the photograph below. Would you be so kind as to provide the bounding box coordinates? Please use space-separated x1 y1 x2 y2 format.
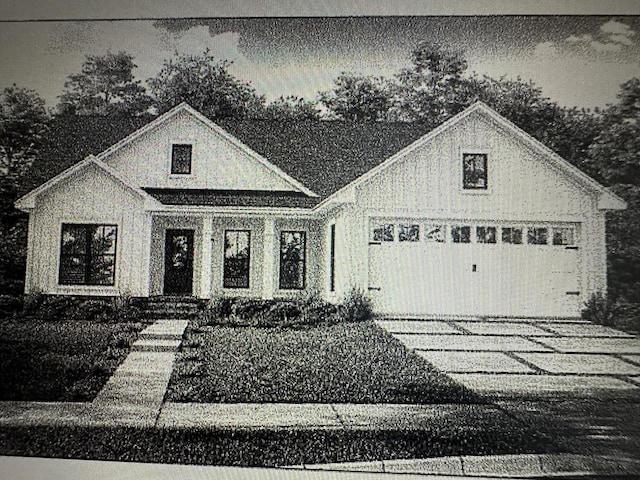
1 44 639 317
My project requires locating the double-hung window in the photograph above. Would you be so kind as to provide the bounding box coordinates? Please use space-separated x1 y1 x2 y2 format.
223 230 251 288
279 231 306 290
59 224 117 286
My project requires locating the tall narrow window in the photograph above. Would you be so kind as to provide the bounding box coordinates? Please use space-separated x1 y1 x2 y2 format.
462 153 488 189
223 230 250 288
59 224 117 286
171 144 192 174
280 231 306 290
329 224 336 292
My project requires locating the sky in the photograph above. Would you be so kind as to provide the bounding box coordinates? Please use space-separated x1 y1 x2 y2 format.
1 11 639 110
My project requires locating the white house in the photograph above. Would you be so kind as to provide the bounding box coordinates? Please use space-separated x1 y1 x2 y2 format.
15 102 626 318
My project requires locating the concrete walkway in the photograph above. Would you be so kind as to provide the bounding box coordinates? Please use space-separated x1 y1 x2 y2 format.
376 317 640 396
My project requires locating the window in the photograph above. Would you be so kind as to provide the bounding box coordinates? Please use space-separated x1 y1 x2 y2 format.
370 223 394 242
528 227 548 245
398 224 420 242
171 144 192 174
329 224 336 292
59 224 117 286
502 227 523 244
552 227 575 246
476 226 497 244
451 225 471 243
462 153 488 189
424 224 445 243
223 230 250 288
280 231 306 289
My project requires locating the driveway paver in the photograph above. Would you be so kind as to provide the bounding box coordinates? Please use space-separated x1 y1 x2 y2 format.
396 333 552 352
515 353 640 375
448 373 638 395
375 319 461 334
416 351 535 373
536 337 640 354
536 322 634 338
454 321 553 337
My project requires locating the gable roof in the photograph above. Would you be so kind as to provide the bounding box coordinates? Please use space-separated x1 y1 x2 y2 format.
19 102 625 212
315 102 627 211
15 155 161 211
22 110 432 201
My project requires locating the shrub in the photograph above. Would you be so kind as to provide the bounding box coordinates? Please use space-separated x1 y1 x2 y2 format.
581 292 619 326
339 287 373 323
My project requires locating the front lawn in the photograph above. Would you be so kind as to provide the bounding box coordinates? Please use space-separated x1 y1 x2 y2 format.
0 318 147 401
166 321 479 404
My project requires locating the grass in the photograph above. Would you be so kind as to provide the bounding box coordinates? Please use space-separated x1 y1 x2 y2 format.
0 318 147 402
0 422 559 466
166 321 479 404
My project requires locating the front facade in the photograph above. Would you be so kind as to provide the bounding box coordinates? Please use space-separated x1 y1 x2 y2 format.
16 103 626 318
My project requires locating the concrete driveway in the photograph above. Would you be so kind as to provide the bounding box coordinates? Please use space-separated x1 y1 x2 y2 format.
376 317 640 396
377 317 640 461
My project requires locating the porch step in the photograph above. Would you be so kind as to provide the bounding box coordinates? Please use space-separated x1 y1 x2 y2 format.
138 297 203 320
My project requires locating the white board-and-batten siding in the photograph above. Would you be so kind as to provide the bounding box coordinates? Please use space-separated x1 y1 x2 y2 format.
25 163 150 296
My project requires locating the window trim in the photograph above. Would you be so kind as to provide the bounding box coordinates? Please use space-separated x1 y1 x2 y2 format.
58 223 118 286
223 229 251 289
279 230 307 290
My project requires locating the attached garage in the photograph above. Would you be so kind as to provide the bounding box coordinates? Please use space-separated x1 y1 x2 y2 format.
367 218 581 318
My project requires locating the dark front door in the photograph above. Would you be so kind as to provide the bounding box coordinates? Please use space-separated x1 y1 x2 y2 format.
163 229 194 295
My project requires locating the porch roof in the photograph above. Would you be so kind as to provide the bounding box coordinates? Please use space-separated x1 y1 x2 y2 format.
142 188 320 208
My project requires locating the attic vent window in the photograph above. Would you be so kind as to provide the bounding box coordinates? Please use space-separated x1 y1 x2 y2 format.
171 144 192 174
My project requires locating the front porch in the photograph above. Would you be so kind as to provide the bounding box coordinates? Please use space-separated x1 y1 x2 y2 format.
147 213 325 300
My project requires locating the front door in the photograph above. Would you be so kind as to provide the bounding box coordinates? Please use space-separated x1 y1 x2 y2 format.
163 229 194 295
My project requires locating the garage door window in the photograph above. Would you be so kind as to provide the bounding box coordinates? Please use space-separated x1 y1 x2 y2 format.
552 227 575 246
371 223 394 243
528 227 548 245
476 226 497 244
451 225 471 243
424 225 445 243
399 224 420 242
501 227 523 244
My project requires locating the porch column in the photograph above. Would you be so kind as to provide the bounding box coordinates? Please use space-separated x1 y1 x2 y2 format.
200 215 213 299
262 217 276 299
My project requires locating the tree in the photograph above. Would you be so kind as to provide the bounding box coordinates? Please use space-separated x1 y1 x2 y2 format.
319 74 392 121
58 51 152 116
467 75 600 167
392 42 472 125
262 96 320 120
0 85 49 182
0 85 48 296
585 78 640 186
584 79 640 304
148 50 265 119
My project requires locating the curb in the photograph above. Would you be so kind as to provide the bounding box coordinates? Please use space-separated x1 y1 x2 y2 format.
288 453 640 478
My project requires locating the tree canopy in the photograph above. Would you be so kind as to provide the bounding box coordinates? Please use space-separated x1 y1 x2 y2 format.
148 50 265 119
58 51 152 116
319 74 392 121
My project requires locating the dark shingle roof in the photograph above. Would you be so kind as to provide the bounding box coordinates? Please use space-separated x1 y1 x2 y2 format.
23 115 432 202
143 188 320 208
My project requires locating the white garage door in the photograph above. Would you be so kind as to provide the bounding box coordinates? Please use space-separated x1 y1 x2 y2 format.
368 219 580 318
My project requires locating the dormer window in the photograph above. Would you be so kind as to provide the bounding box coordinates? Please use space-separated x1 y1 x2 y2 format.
462 153 488 190
171 144 192 174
